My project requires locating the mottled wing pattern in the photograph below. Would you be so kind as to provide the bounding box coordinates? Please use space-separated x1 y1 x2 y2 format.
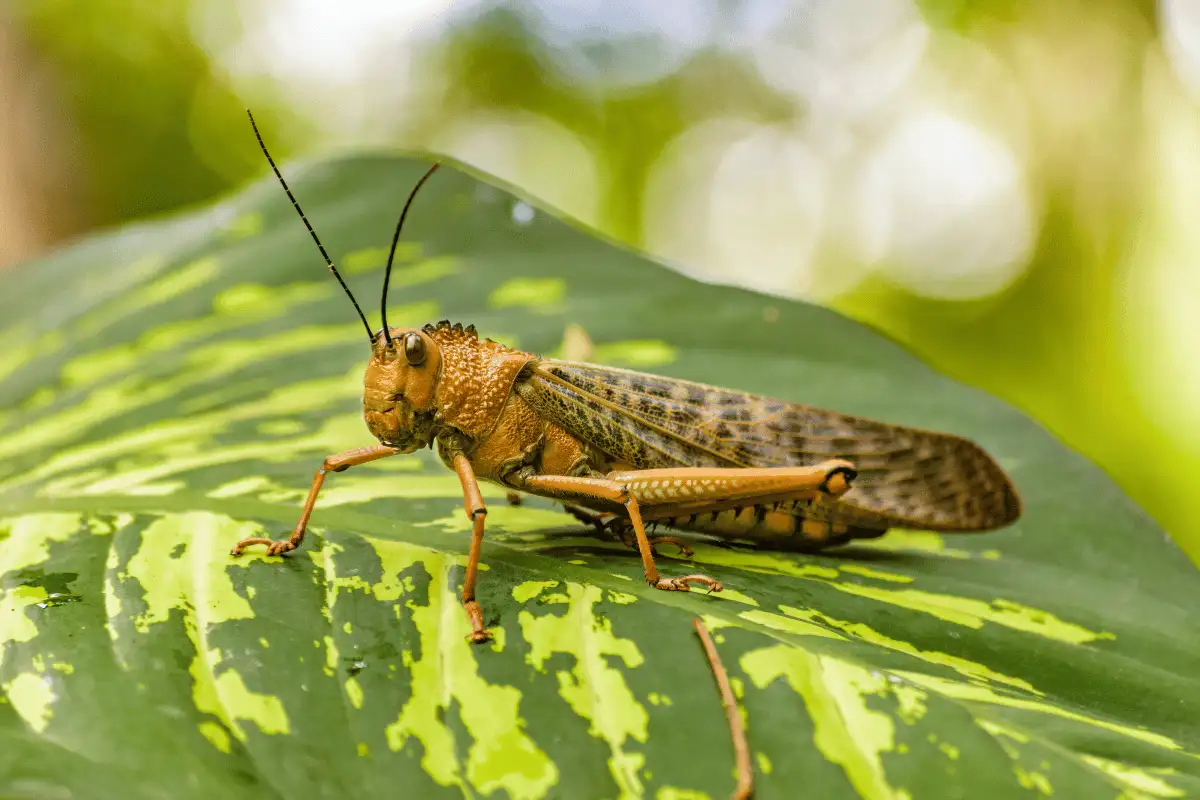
515 360 1021 532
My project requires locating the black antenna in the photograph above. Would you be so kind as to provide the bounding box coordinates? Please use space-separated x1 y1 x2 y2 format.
246 109 374 344
380 162 441 349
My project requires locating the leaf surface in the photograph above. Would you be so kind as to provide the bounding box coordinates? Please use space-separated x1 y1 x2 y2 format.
1 154 1197 799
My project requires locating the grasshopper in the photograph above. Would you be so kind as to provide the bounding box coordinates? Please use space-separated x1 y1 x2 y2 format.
231 111 1021 645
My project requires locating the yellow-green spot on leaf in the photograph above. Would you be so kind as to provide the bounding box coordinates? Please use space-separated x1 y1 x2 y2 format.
690 543 839 580
711 588 759 607
647 692 672 707
894 684 928 725
656 789 711 800
22 386 55 411
56 258 220 371
854 530 976 559
256 419 306 436
199 720 232 753
344 246 389 273
939 742 960 760
906 673 1181 751
40 402 365 498
323 635 339 677
756 752 772 775
0 514 86 645
826 583 1114 645
839 564 913 584
121 514 254 634
0 312 418 484
608 590 637 605
223 210 263 239
344 241 423 273
50 661 74 675
513 580 559 604
738 609 845 640
345 677 364 709
590 340 679 368
520 582 649 798
377 539 557 799
419 504 574 537
117 513 290 746
778 605 1037 693
207 476 277 499
389 256 461 288
112 257 219 317
698 614 735 633
488 277 565 311
978 719 1030 743
5 671 55 733
61 345 139 387
0 513 84 575
568 559 587 565
357 742 370 757
1016 767 1053 795
0 585 49 646
210 665 291 739
213 282 332 317
1080 756 1185 798
741 645 911 800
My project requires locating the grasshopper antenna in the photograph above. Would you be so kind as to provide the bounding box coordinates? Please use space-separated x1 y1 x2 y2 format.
246 108 374 344
380 161 440 349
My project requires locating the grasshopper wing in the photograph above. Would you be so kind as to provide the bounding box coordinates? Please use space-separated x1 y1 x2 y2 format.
515 359 1020 533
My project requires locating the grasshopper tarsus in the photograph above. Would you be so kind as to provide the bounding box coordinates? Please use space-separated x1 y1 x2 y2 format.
229 536 296 557
654 574 723 593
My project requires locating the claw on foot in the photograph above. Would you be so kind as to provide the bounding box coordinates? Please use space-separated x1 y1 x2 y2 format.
463 601 493 645
468 629 494 644
653 574 723 593
230 537 296 557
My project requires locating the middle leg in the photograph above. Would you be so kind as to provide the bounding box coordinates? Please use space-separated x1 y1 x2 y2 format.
562 503 694 557
516 473 722 593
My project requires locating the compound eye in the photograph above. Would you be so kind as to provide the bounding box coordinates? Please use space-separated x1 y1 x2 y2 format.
403 333 426 366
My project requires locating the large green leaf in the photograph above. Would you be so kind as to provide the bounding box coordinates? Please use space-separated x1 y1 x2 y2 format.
1 152 1197 800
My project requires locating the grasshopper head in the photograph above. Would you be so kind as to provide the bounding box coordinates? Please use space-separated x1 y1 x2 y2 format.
363 327 442 453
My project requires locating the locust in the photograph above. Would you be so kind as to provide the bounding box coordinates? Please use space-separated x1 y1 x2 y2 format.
230 110 1022 647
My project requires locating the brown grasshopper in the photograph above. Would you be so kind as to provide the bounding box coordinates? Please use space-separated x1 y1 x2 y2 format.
231 111 1021 645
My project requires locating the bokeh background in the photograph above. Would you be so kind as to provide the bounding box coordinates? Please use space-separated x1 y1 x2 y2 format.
2 0 1198 564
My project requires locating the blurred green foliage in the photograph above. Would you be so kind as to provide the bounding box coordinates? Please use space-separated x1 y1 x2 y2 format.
10 0 310 230
5 0 1197 565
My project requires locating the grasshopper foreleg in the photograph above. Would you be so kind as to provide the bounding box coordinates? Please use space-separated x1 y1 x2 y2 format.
450 452 493 643
230 444 399 556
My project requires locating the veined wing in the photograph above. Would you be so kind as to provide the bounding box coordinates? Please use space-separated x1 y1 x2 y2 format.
514 359 1021 532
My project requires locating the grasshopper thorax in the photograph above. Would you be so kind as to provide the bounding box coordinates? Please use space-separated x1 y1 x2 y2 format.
361 319 536 456
363 326 443 453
